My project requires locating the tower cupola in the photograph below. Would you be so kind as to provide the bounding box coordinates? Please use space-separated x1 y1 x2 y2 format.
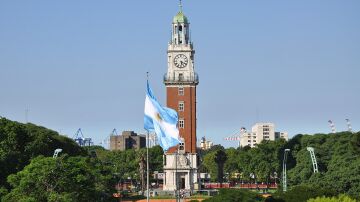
171 0 190 45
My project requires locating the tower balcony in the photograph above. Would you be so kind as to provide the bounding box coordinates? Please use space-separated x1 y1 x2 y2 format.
163 72 199 85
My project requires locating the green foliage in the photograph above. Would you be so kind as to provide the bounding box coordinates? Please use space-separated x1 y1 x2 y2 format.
0 117 86 191
201 139 286 183
350 133 360 154
200 132 360 199
2 156 114 202
202 150 218 181
214 149 227 183
272 185 334 202
307 194 357 202
286 132 360 199
203 189 262 202
147 145 165 173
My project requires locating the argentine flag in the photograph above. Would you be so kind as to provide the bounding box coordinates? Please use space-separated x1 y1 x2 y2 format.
144 81 180 151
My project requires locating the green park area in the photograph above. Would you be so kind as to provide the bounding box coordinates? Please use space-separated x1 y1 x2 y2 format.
0 117 359 201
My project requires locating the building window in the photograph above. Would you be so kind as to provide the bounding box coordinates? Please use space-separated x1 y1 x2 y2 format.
248 140 251 143
178 101 184 111
179 119 184 128
164 172 166 185
178 87 184 95
179 73 184 81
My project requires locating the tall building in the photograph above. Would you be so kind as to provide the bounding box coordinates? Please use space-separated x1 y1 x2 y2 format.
110 131 146 151
239 123 288 148
163 2 199 191
200 137 214 150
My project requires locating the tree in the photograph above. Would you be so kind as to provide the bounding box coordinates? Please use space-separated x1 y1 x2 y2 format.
3 156 114 202
224 148 239 181
350 132 360 154
201 151 216 181
284 132 360 199
214 149 227 184
307 194 357 202
0 117 86 193
273 185 334 202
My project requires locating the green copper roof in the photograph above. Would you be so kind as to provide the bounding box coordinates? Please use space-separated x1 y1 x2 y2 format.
173 11 188 24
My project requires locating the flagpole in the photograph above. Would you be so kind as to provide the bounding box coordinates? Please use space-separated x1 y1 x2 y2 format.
175 147 179 202
146 71 150 202
147 130 150 202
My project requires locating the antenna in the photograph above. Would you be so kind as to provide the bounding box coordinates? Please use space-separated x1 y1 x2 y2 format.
25 108 29 123
328 120 336 133
346 119 353 133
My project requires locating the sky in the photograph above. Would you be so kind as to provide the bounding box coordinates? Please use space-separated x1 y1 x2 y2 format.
0 0 359 148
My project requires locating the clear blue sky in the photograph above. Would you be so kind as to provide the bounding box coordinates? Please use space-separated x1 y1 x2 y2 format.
1 0 359 148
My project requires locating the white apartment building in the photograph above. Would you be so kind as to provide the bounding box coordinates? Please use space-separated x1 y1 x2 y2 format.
239 123 288 148
200 137 213 150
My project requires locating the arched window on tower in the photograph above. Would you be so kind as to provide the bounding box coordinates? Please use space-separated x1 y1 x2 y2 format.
179 25 183 44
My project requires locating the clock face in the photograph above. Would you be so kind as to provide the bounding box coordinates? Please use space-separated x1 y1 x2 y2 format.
174 54 188 68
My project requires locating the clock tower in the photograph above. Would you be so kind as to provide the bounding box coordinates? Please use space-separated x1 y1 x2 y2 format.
163 1 199 191
164 1 198 154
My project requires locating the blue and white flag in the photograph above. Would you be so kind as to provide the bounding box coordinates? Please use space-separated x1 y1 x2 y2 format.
144 81 180 151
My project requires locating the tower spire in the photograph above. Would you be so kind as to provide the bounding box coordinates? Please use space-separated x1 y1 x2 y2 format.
179 0 183 12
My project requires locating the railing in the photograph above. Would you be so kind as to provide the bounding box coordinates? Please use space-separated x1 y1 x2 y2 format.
163 73 199 84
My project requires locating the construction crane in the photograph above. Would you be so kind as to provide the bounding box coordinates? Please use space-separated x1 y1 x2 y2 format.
282 149 291 192
73 128 93 147
100 128 118 149
328 120 336 133
346 119 353 133
223 127 247 147
307 147 319 173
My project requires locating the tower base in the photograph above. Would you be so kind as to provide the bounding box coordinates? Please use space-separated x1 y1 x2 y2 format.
163 153 198 191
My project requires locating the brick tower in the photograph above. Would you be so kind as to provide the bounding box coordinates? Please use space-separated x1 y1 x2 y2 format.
164 3 198 154
163 1 199 191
